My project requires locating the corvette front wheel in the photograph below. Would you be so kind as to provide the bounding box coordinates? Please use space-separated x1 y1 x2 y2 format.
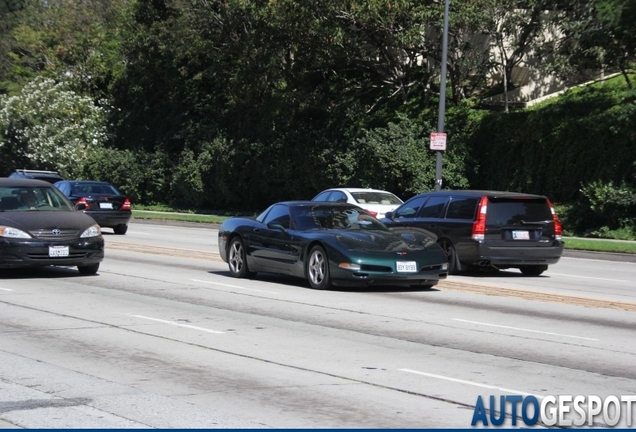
306 245 332 290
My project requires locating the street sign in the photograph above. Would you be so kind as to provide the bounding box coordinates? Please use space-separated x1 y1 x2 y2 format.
430 132 447 151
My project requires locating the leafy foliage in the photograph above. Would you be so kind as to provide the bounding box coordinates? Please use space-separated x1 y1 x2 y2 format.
0 76 110 177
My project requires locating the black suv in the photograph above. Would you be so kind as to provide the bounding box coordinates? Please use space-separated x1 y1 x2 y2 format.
9 169 64 184
382 190 564 276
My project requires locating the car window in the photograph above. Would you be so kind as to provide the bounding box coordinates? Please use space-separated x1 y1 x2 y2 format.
55 182 70 195
351 192 402 205
445 197 479 220
313 191 332 201
418 196 449 218
263 204 290 228
0 187 74 211
71 183 120 196
328 191 347 202
394 196 428 218
292 205 387 231
256 205 275 223
487 198 552 226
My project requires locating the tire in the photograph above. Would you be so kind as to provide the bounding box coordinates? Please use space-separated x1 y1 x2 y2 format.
438 239 458 275
78 263 99 275
306 245 332 290
228 237 256 278
519 265 547 276
114 224 128 235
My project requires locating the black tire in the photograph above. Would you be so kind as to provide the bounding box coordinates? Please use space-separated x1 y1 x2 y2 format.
438 239 458 275
228 237 256 278
306 245 332 290
114 224 128 235
78 263 99 275
519 265 547 276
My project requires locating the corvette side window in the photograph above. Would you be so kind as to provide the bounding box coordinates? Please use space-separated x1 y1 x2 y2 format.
264 204 290 229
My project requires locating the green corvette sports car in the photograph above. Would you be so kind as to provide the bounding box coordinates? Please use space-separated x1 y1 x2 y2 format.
218 201 448 290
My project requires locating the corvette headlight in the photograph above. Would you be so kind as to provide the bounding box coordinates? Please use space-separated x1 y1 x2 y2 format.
339 262 361 271
81 224 101 238
0 226 32 238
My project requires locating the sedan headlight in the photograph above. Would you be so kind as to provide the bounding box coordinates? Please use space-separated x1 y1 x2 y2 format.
80 224 101 238
0 226 32 238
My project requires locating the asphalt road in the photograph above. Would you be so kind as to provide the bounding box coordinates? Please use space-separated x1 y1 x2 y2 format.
1 220 635 428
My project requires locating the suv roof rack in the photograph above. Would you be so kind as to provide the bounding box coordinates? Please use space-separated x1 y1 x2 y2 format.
15 169 60 174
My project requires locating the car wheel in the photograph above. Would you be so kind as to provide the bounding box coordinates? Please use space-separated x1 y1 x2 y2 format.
519 265 547 276
228 237 256 278
438 239 458 274
114 224 128 235
78 263 99 275
306 245 332 290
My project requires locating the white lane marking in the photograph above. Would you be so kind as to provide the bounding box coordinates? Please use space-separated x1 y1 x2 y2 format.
130 315 224 334
546 272 630 283
0 287 13 291
399 369 538 397
453 318 599 341
192 279 278 294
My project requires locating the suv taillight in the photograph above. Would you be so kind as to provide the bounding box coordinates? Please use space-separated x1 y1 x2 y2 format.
121 198 131 211
547 199 562 240
472 196 488 240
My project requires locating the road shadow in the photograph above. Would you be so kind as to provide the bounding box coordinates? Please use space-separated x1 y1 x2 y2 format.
456 268 548 278
0 266 96 279
207 270 440 293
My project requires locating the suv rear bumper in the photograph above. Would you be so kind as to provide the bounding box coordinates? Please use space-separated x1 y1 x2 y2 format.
463 241 564 267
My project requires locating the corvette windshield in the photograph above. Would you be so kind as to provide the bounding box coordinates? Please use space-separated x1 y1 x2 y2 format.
292 205 388 231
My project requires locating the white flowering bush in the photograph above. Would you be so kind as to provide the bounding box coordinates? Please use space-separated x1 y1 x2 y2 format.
0 77 110 177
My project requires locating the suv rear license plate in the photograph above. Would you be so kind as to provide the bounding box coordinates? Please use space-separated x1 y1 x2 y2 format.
512 230 530 240
49 246 69 257
396 261 417 272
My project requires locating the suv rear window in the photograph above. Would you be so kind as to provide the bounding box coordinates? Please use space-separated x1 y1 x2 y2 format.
486 198 552 226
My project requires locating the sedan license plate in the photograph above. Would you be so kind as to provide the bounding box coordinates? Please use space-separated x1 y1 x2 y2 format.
49 246 69 257
99 202 113 209
396 261 417 273
512 230 530 240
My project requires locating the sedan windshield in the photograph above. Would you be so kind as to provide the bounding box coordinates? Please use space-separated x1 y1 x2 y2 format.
0 187 75 212
292 205 388 231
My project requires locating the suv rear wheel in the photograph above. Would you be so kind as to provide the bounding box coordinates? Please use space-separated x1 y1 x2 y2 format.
519 265 548 276
438 239 458 274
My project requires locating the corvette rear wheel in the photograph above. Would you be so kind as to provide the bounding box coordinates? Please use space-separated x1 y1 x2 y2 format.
307 245 332 290
228 237 255 278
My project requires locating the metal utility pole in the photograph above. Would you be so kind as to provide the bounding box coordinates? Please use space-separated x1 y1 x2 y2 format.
434 0 450 191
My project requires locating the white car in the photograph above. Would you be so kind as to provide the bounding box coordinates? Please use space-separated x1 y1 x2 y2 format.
312 188 403 218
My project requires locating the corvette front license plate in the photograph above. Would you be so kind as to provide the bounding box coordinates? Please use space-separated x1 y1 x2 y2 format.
49 246 69 257
512 230 530 240
396 261 417 272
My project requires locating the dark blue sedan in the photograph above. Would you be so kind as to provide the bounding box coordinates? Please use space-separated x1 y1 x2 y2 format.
54 180 132 234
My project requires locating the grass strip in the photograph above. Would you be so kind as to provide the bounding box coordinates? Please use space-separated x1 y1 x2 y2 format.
131 210 636 254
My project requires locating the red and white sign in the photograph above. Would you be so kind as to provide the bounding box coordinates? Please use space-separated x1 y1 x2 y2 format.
430 132 447 151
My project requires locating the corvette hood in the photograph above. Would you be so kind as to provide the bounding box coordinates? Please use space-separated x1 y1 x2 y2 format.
333 229 436 252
